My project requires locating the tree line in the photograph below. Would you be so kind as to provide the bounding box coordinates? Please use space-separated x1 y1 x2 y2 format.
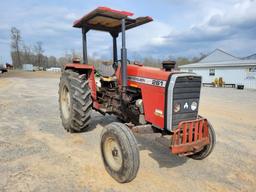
134 54 207 68
10 27 206 69
10 27 76 69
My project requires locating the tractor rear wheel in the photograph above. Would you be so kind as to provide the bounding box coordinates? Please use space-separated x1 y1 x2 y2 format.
188 122 216 160
59 70 92 132
100 123 140 183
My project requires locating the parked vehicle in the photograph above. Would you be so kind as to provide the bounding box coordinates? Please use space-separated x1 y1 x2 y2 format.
46 67 61 72
0 64 7 73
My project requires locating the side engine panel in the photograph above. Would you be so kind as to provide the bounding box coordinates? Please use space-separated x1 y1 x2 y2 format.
123 65 170 129
138 84 166 128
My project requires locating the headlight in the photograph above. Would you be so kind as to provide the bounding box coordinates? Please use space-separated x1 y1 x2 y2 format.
174 103 181 113
191 101 197 111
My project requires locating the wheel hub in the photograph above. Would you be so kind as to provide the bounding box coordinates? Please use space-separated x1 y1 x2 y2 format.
112 148 118 157
103 137 123 171
61 85 71 120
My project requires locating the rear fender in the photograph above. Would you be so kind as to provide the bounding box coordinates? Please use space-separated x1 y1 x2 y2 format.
64 63 94 72
64 63 97 104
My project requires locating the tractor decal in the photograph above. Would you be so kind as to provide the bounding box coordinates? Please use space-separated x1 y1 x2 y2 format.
128 76 166 87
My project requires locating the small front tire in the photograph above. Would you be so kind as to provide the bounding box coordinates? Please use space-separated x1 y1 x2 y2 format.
100 123 140 183
188 121 216 160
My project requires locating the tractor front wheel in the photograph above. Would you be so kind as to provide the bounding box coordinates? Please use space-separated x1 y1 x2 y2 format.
100 123 140 183
188 121 216 160
59 70 92 132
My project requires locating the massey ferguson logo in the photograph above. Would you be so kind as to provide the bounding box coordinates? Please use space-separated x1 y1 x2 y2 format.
184 102 189 109
128 76 166 87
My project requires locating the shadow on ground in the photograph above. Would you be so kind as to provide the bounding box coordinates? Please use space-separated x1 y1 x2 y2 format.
137 134 188 168
84 111 188 169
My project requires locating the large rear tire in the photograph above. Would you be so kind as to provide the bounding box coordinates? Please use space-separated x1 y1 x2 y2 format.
188 121 216 160
59 70 92 132
100 123 140 183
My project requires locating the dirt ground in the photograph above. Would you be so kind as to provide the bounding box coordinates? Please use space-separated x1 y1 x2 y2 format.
0 70 60 79
0 71 255 192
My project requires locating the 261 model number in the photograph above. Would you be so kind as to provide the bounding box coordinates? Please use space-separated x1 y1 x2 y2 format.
152 80 164 87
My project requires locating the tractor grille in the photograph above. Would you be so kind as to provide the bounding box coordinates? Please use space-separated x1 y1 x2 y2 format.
172 76 202 128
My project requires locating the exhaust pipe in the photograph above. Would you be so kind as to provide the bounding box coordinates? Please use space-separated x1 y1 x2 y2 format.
82 28 88 64
121 18 127 90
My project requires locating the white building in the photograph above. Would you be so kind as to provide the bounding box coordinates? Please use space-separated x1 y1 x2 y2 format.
46 67 61 72
179 49 256 89
22 64 34 71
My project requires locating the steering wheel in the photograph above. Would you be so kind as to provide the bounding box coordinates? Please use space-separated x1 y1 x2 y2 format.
113 59 131 70
116 59 131 64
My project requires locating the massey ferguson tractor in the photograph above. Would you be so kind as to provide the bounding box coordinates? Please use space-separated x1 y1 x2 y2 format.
59 7 216 183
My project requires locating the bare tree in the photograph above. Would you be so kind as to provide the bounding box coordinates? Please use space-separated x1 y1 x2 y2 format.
10 27 22 68
34 41 44 67
191 52 207 63
22 44 33 64
71 49 77 59
176 57 190 66
48 56 57 67
64 50 73 63
143 56 161 68
58 57 69 68
42 55 48 68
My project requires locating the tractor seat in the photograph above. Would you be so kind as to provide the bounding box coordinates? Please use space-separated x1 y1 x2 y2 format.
101 76 117 82
98 62 116 78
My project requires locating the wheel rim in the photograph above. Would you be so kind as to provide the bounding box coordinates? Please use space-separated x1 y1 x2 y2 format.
103 137 123 171
61 85 71 120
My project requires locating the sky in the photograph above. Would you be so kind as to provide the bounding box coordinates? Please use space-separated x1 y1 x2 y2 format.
0 0 256 63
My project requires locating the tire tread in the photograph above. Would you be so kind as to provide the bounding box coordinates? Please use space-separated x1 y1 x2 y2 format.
59 70 92 132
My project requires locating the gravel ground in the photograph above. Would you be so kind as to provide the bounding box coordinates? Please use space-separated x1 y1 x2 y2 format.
0 73 255 192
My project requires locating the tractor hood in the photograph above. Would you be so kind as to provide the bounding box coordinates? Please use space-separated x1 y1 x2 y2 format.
126 64 182 88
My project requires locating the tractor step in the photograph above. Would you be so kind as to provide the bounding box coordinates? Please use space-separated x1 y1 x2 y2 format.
130 124 155 134
98 107 112 114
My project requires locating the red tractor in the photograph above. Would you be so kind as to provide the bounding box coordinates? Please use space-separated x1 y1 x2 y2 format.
59 7 216 183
